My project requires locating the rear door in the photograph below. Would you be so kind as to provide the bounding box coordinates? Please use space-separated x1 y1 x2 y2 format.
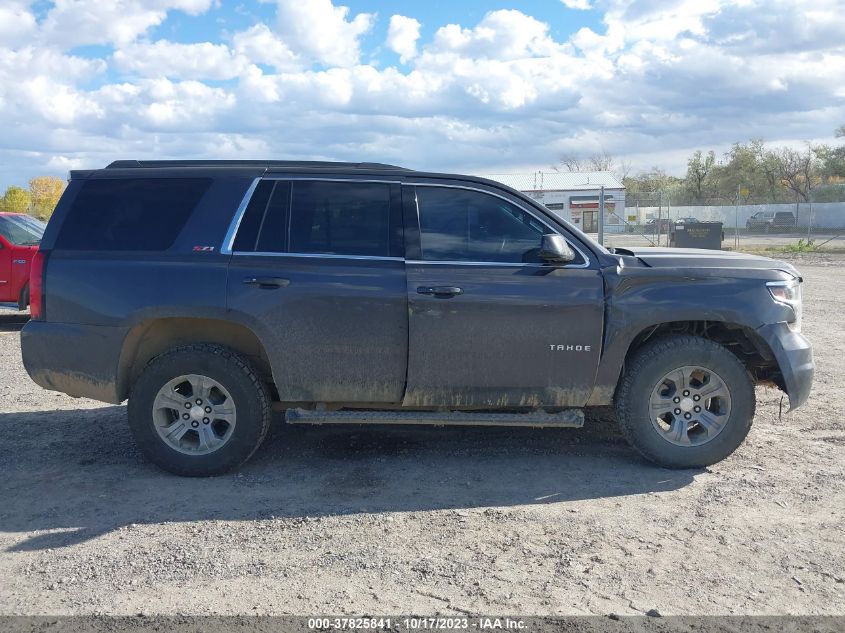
225 177 408 404
402 183 605 408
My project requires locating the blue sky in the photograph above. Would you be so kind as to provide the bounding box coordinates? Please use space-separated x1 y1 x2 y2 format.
1 0 844 185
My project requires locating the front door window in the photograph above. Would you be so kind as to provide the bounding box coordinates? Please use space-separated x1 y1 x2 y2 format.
416 187 547 263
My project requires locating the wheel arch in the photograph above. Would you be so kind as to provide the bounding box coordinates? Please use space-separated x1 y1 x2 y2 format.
620 320 781 394
116 317 274 402
588 318 782 406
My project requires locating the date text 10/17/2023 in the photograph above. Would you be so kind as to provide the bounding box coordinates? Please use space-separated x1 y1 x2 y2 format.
307 617 528 631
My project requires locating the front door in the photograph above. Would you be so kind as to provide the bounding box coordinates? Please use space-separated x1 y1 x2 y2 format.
403 184 604 408
0 238 11 302
226 178 408 404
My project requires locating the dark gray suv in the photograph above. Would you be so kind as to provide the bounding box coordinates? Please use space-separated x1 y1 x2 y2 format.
21 160 813 476
746 211 797 232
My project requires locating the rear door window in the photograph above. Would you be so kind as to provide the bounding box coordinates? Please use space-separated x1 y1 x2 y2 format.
56 178 211 251
231 180 291 253
233 180 401 258
289 181 393 257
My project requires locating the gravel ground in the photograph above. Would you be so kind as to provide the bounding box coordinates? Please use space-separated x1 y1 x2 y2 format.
0 253 843 617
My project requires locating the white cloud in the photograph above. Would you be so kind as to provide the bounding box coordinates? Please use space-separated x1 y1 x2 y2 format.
113 41 248 80
232 24 301 72
561 0 592 9
39 0 215 47
271 0 374 67
386 15 422 63
0 1 37 48
428 10 561 60
139 79 236 129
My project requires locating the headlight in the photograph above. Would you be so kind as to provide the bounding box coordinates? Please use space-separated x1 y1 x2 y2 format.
767 278 802 332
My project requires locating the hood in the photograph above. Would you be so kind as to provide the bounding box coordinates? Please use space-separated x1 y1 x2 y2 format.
614 247 799 277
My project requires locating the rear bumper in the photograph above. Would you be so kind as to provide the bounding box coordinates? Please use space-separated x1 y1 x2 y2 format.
20 321 127 404
756 322 814 410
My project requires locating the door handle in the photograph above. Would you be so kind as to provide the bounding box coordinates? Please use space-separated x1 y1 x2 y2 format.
417 285 463 297
243 276 290 289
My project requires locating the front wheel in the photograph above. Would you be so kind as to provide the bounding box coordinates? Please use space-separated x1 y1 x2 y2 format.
615 335 755 468
18 283 29 311
128 344 271 476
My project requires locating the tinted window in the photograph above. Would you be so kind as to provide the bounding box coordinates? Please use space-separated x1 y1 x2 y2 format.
231 180 291 253
56 178 211 251
232 180 273 252
0 215 45 246
289 181 392 257
416 187 546 263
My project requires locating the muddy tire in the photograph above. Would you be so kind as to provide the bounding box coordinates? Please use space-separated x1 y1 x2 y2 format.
615 335 755 468
128 344 271 476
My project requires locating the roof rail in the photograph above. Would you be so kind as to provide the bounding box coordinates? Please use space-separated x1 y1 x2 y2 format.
106 160 410 171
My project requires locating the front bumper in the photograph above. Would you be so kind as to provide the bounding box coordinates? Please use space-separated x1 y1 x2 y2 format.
756 322 814 410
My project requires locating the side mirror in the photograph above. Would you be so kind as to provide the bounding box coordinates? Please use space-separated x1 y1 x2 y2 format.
538 234 575 263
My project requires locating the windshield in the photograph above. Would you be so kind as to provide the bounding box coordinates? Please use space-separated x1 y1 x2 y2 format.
0 215 46 246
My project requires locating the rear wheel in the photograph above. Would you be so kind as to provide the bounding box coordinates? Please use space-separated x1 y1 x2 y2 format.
615 335 755 468
128 344 271 476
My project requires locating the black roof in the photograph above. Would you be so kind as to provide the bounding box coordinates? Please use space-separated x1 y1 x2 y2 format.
106 159 411 171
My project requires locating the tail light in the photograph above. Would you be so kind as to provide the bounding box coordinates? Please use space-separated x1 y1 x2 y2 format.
30 249 47 320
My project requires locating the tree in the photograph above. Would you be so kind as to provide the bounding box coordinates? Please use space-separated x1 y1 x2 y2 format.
765 146 819 203
817 124 845 181
816 144 845 180
557 150 631 181
558 154 587 172
28 176 66 220
684 150 715 202
0 186 31 213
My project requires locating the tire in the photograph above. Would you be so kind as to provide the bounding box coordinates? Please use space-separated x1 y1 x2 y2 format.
18 283 29 311
615 335 755 468
128 343 271 476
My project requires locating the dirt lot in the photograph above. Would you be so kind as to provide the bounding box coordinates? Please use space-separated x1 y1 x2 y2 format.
0 253 843 617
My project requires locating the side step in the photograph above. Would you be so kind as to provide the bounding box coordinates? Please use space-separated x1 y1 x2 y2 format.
285 408 584 428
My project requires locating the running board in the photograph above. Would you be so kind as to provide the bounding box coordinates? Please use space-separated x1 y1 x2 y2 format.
285 408 584 428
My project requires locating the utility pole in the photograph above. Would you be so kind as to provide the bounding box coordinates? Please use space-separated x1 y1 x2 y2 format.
598 185 605 246
734 183 740 251
657 191 662 247
808 181 813 243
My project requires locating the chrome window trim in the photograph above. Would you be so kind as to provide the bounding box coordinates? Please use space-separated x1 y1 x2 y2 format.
229 251 404 262
222 177 591 269
263 176 401 184
406 181 591 269
220 177 260 255
406 260 568 268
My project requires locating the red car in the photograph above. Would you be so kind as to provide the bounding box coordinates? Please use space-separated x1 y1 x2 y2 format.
0 213 46 309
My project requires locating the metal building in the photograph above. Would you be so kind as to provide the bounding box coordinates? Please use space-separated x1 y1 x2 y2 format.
482 171 627 233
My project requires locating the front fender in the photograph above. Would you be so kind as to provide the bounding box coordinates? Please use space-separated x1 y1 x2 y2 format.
587 267 796 406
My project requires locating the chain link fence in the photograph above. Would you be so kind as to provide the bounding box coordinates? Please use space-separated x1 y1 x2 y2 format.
577 195 845 252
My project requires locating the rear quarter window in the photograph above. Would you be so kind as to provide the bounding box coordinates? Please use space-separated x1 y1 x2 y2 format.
55 178 212 251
